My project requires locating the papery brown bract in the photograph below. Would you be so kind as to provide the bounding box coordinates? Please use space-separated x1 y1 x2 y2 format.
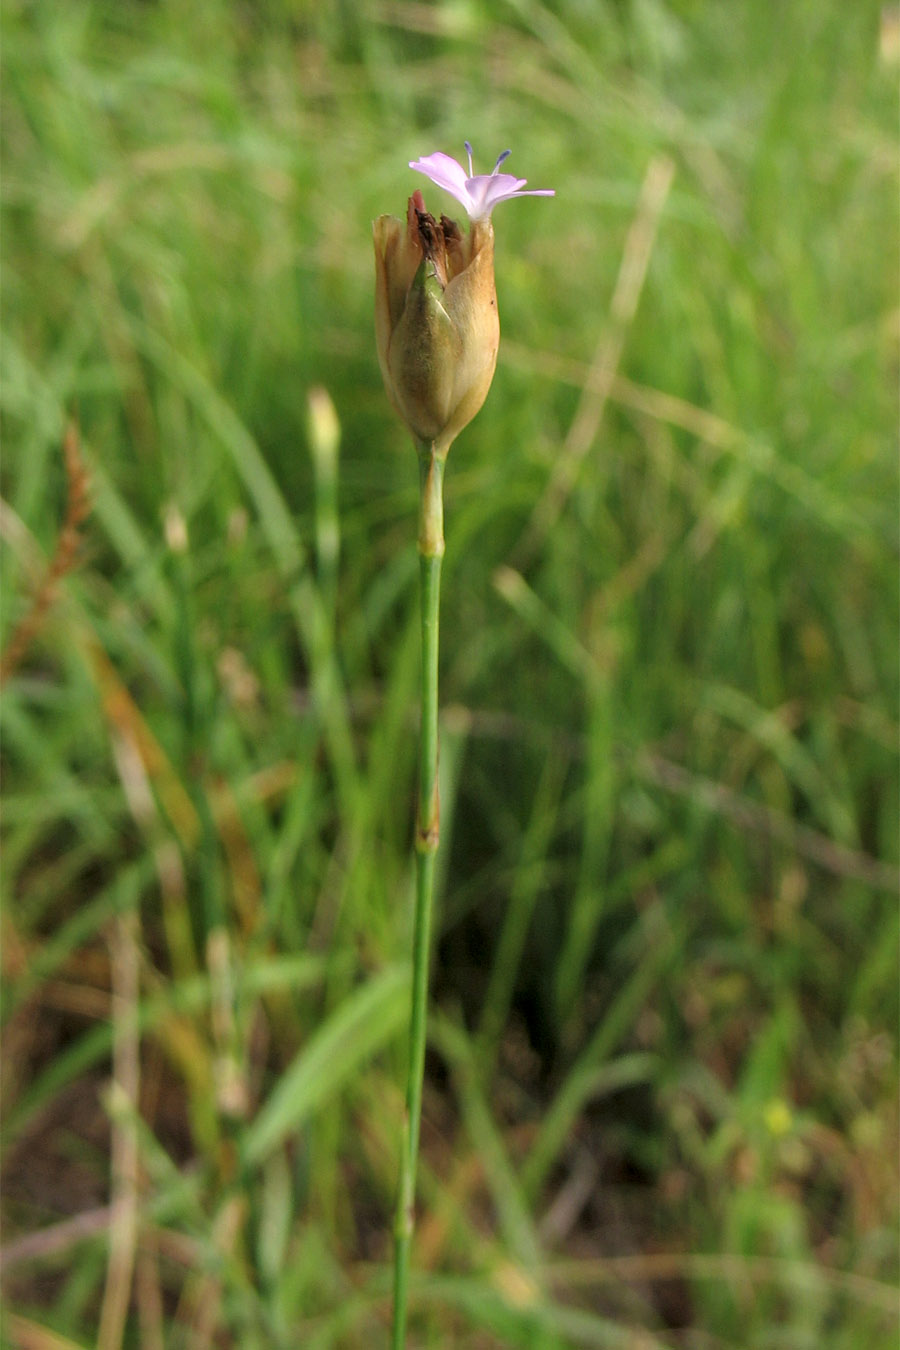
374 194 499 452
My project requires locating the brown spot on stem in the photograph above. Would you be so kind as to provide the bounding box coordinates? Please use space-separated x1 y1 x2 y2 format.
416 782 441 852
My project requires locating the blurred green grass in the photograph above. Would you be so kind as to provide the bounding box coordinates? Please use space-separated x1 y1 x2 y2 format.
1 0 897 1346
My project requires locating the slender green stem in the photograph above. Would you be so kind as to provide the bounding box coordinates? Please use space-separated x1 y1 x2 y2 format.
391 440 447 1348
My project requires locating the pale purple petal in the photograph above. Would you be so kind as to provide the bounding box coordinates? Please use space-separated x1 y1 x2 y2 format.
408 152 474 213
409 145 554 221
466 172 555 216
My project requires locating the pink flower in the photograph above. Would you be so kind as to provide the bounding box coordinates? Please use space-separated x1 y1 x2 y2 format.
374 145 553 450
409 143 554 222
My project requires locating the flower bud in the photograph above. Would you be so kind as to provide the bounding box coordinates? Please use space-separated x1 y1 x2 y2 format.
374 191 499 452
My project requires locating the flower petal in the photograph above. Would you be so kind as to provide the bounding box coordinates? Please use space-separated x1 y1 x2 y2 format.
410 146 554 221
466 172 556 217
409 152 475 213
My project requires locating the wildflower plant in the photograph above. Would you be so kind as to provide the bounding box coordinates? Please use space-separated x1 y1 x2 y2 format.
374 143 553 1346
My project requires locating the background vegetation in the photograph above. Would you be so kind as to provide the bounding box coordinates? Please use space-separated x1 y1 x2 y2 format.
1 1 897 1346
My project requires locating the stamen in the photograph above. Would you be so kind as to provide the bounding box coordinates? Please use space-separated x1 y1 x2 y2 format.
492 149 512 175
464 141 474 176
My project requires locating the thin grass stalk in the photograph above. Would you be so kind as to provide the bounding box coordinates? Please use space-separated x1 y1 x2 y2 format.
391 440 446 1348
